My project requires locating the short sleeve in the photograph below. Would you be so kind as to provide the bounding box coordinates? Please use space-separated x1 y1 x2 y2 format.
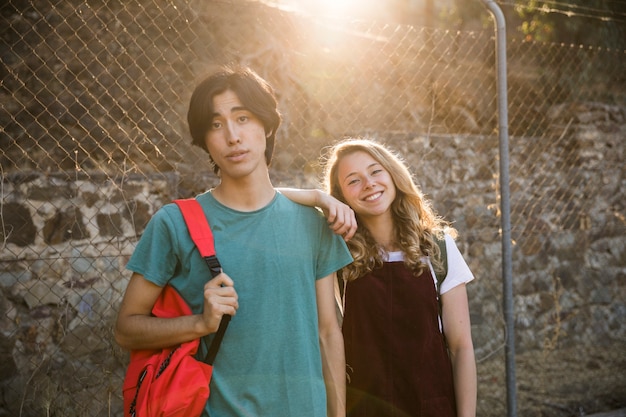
125 205 180 286
439 234 474 294
314 212 353 280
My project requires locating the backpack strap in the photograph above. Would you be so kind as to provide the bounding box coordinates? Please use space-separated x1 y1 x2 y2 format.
174 198 230 366
174 199 221 277
434 235 448 294
434 235 449 341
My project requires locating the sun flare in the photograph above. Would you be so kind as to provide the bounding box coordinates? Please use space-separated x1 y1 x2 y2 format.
315 0 361 17
290 0 365 18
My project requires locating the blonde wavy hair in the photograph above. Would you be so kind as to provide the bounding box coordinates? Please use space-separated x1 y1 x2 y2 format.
323 138 457 282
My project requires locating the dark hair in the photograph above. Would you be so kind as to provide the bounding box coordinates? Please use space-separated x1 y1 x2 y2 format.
187 66 282 174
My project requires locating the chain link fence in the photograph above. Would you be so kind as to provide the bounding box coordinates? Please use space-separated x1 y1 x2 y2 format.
1 0 625 416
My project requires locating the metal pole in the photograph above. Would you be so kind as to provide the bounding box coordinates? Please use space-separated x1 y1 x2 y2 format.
479 1 517 416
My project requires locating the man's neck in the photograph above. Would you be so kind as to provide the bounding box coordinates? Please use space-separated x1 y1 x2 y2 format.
212 174 276 212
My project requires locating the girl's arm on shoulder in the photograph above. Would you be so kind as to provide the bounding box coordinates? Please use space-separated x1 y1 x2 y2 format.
277 188 356 241
441 284 477 417
277 187 320 207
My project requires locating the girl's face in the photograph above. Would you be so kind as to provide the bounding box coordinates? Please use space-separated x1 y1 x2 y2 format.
336 150 396 220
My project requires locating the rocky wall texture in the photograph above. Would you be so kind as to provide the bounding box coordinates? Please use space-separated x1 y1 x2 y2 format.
1 122 625 415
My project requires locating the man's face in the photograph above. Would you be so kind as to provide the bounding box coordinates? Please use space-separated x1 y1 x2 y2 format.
204 89 268 180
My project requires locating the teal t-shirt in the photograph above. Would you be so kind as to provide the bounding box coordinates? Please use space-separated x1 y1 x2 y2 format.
126 190 353 417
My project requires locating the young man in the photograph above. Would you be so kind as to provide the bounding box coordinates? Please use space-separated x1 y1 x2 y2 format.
115 66 353 417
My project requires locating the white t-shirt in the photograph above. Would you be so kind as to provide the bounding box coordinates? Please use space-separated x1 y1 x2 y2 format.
384 234 474 294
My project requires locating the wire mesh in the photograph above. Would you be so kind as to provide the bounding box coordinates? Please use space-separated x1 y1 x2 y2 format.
1 0 625 416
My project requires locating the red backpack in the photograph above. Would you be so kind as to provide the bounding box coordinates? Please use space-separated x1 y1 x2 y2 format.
122 198 230 417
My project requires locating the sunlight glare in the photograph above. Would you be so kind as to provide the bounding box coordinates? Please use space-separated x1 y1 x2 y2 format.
299 0 363 18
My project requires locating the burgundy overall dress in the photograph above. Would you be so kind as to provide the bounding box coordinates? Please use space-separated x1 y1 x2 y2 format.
342 261 457 417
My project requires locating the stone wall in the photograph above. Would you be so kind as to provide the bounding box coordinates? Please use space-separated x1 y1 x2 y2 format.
0 172 180 415
1 121 625 415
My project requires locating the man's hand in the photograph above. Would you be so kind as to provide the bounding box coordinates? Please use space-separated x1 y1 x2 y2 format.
203 273 238 333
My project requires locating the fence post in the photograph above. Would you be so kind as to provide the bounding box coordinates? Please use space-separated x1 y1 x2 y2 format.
479 1 517 417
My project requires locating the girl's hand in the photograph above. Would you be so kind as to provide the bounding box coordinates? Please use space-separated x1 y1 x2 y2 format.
317 191 357 241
